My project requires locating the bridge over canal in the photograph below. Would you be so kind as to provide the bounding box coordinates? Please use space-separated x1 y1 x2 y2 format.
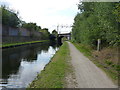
57 33 71 44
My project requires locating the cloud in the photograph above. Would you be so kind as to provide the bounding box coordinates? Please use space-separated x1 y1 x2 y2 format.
1 0 79 33
0 0 11 6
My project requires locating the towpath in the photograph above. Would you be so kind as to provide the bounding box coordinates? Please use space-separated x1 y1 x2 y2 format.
67 42 117 88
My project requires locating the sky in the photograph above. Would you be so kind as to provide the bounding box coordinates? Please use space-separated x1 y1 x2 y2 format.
0 0 80 33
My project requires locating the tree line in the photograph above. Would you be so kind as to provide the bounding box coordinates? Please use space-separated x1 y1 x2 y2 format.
72 2 120 48
1 5 58 40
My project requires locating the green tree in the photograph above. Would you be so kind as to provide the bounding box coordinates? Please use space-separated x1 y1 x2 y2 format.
1 5 20 27
52 30 58 37
49 30 58 41
72 2 119 48
40 28 50 40
22 22 41 31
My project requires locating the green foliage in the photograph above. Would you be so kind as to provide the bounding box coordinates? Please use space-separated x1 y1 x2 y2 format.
115 65 120 71
49 30 58 40
40 28 50 40
1 5 20 27
22 22 41 31
105 60 113 65
72 2 120 47
52 30 58 37
113 3 120 22
1 5 51 40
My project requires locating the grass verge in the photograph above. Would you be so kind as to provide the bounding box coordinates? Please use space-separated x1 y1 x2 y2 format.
27 42 70 88
72 42 119 85
72 43 92 57
1 40 48 48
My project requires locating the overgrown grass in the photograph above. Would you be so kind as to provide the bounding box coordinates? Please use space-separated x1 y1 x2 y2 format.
27 42 70 88
72 42 119 85
72 42 92 57
1 40 48 48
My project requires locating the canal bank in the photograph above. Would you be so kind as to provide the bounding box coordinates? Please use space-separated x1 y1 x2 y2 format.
27 41 119 88
1 41 59 88
1 40 48 49
28 42 72 88
72 42 119 86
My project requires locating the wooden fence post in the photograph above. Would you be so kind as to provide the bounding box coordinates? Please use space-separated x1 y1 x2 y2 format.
97 39 101 51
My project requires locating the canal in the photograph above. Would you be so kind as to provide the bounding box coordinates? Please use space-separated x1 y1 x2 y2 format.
1 42 59 88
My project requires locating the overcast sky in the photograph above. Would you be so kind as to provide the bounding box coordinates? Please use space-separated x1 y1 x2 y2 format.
0 0 80 33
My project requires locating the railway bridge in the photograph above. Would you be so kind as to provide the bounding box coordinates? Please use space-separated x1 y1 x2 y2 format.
57 33 71 44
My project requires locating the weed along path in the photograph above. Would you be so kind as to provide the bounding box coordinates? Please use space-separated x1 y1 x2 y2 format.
67 42 117 88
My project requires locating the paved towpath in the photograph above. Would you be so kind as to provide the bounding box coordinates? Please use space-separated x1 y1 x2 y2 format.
67 42 117 88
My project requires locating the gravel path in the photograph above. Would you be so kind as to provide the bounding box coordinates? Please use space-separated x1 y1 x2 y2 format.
67 42 117 88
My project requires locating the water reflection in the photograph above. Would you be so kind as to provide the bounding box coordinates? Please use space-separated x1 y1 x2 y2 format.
1 42 59 88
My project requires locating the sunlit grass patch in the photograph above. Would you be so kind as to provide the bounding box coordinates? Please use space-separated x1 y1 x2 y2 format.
27 42 70 88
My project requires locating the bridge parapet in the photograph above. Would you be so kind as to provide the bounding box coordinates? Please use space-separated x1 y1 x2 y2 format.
58 33 71 40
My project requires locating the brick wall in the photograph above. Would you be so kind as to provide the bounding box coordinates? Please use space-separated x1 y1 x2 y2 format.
1 25 43 44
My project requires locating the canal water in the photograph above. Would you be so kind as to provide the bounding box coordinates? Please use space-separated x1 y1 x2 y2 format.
0 42 59 88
